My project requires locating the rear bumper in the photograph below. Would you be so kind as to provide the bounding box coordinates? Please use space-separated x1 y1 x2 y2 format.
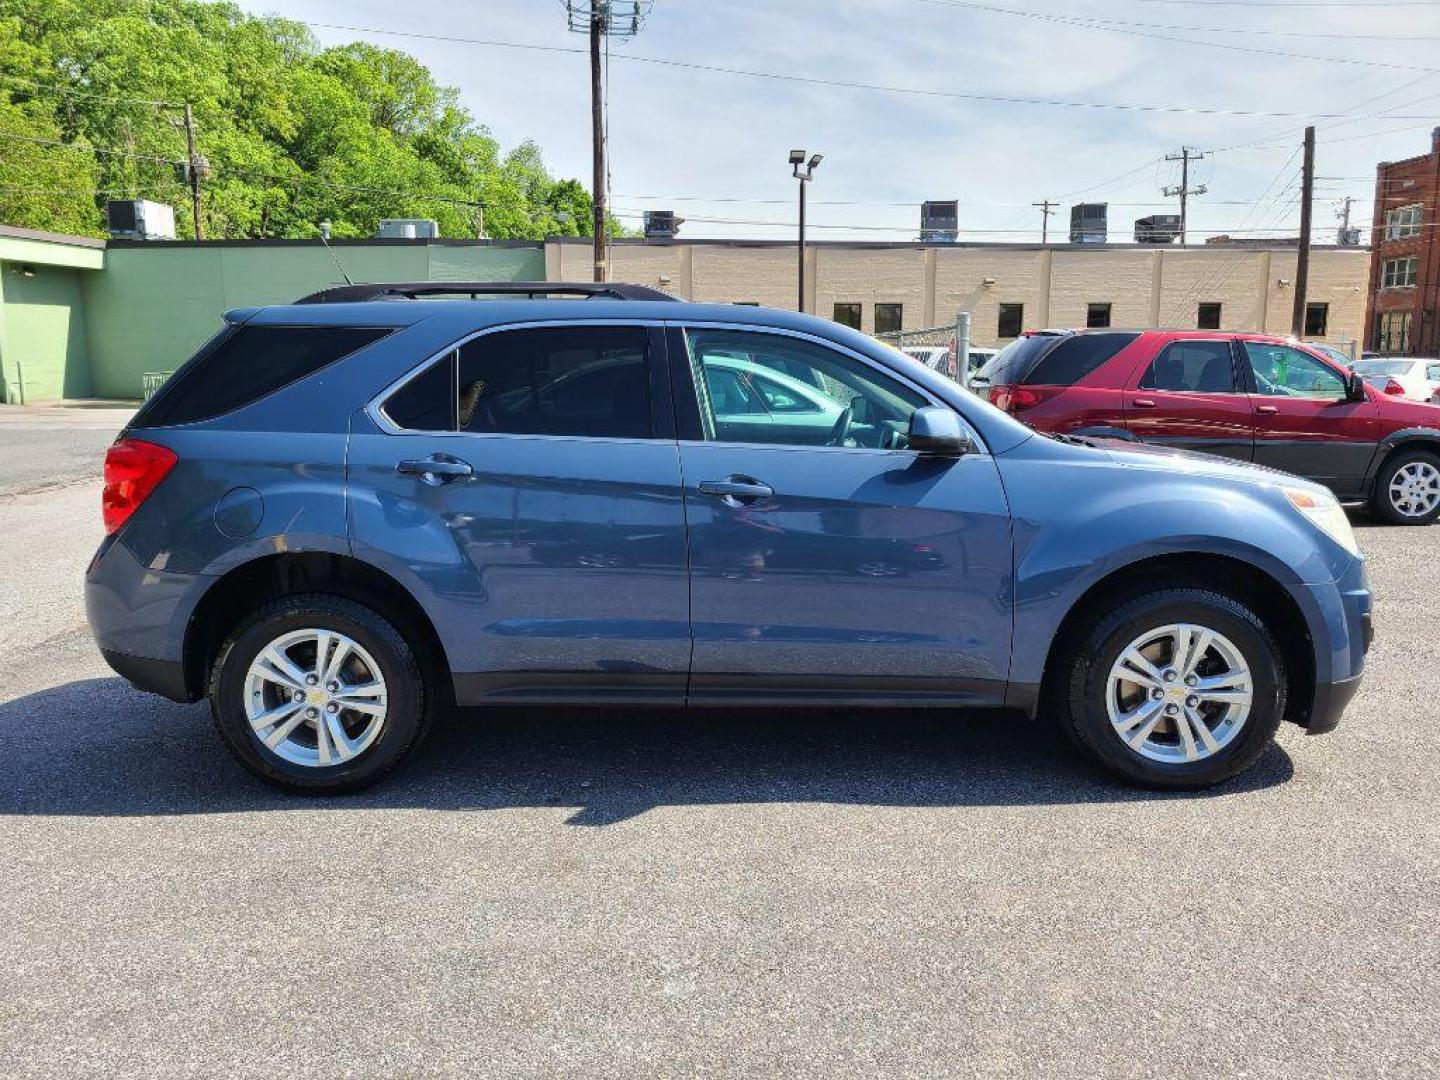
99 648 194 703
86 533 207 700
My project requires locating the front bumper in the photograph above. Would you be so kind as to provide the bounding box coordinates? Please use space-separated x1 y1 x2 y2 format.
1306 672 1363 736
1287 555 1372 734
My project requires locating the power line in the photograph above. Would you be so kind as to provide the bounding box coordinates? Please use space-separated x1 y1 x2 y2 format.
300 20 1440 120
918 0 1440 44
916 0 1440 75
0 71 182 108
1136 0 1439 6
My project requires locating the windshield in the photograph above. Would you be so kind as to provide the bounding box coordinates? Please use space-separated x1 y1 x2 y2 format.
1354 360 1414 376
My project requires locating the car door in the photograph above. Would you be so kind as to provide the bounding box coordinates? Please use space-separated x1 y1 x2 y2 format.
1122 339 1255 461
347 321 691 704
669 324 1013 704
1240 340 1379 497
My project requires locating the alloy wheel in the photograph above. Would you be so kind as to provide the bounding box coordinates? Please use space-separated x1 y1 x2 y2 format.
1388 460 1440 518
243 628 389 767
1105 622 1253 764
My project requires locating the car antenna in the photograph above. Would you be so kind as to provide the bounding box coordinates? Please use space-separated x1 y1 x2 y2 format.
318 220 354 286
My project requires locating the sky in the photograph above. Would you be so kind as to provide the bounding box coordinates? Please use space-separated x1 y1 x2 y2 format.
237 0 1440 245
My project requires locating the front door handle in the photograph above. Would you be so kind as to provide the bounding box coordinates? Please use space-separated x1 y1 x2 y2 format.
397 454 474 484
1256 404 1279 415
698 476 773 505
1132 398 1157 409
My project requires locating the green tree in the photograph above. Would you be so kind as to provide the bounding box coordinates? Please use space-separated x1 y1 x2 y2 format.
0 0 608 240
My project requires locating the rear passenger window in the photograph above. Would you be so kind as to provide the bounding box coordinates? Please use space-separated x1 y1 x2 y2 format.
138 325 391 427
457 326 653 439
1022 332 1139 386
383 352 456 431
1139 341 1237 393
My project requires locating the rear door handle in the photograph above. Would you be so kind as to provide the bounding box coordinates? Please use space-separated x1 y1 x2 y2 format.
397 454 474 483
1256 405 1279 415
1132 398 1157 409
698 476 773 505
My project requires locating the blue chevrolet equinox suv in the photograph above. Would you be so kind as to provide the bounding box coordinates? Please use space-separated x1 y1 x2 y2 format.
85 281 1373 794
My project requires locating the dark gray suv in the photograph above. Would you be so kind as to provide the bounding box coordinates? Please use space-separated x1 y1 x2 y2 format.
86 282 1372 794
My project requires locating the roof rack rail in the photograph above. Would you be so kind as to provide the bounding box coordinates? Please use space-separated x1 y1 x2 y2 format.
294 281 681 305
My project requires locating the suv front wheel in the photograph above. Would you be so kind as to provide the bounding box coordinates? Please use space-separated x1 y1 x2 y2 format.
1060 588 1286 789
209 594 430 793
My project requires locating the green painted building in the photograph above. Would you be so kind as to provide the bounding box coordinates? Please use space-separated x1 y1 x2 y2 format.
0 225 546 403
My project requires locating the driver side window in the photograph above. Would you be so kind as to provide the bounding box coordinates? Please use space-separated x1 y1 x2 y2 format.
685 329 926 448
1243 342 1346 399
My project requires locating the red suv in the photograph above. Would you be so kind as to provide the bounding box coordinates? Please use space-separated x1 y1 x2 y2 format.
977 329 1440 524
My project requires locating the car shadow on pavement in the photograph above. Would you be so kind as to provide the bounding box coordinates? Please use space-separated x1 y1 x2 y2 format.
0 678 1294 824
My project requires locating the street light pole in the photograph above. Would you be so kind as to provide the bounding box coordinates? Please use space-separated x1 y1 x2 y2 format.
790 150 822 313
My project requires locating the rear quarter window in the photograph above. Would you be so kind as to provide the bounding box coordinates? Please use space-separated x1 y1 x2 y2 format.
135 324 392 427
1022 332 1140 386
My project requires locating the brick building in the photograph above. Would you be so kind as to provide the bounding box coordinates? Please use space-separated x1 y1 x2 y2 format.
1365 127 1440 355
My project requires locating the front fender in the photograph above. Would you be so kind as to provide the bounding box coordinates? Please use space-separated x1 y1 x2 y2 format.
1362 426 1440 491
997 443 1348 690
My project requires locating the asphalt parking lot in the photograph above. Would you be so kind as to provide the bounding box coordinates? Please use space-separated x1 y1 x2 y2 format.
1 406 1436 1078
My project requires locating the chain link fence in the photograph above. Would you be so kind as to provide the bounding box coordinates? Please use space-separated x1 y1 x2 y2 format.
875 315 989 389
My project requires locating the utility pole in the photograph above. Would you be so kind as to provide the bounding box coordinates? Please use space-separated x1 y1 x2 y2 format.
1335 195 1356 245
1292 124 1316 338
1163 146 1207 245
588 13 605 281
1032 199 1057 245
183 103 203 241
564 3 650 283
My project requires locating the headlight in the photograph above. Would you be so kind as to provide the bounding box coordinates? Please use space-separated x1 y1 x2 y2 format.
1281 485 1360 557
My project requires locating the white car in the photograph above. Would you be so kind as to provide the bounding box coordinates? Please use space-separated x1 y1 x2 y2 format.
1352 357 1440 401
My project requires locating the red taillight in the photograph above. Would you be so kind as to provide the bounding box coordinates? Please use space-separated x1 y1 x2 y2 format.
102 438 177 535
988 384 1060 414
1383 378 1405 396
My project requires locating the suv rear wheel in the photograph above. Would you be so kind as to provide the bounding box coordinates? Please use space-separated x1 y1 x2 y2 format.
209 594 429 794
1060 588 1286 789
1371 448 1440 525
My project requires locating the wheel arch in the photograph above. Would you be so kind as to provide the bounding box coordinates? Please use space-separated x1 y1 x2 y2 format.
182 551 452 704
1363 428 1440 495
1035 552 1317 731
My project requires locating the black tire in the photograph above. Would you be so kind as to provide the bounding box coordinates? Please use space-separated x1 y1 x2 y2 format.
209 594 429 794
1058 588 1286 790
1369 449 1440 526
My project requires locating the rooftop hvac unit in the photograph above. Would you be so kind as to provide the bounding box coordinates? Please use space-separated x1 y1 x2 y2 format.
377 218 439 239
105 199 176 241
1134 214 1181 244
643 210 684 239
920 200 959 243
1069 202 1108 244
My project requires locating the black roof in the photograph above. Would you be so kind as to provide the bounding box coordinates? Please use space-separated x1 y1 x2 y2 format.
295 281 680 305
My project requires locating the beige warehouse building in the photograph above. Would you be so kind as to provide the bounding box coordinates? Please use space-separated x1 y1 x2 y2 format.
548 237 1371 350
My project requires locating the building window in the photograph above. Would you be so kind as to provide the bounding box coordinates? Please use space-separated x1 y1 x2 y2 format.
1304 302 1329 337
874 303 903 336
1086 302 1112 329
997 303 1023 339
1197 302 1222 330
1375 311 1412 354
1381 256 1419 289
832 303 862 329
1384 204 1423 240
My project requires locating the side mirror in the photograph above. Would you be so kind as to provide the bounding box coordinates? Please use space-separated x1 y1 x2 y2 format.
908 406 972 456
1345 372 1367 402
